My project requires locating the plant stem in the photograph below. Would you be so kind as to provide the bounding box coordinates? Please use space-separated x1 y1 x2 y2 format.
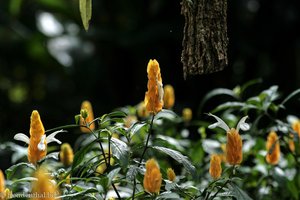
209 165 235 200
132 114 155 200
87 127 121 200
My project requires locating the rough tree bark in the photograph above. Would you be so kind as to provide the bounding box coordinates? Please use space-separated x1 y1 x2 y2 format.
181 0 228 79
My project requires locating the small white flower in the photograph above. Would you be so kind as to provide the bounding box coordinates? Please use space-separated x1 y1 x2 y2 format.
14 129 66 151
208 113 230 132
208 113 250 132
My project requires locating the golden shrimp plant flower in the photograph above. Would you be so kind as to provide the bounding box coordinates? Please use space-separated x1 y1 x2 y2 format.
0 169 5 196
209 154 222 179
163 84 175 109
167 168 176 182
59 143 74 167
287 116 300 152
208 113 249 165
31 168 60 200
80 100 95 132
144 59 164 114
14 110 64 164
143 158 162 194
266 131 280 165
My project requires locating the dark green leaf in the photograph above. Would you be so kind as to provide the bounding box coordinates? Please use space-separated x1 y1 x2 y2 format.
107 167 121 187
5 162 36 179
199 88 239 113
72 140 97 172
110 137 129 168
128 121 148 138
229 182 253 200
211 102 246 113
155 109 179 121
79 0 92 31
281 88 300 106
152 146 196 176
58 187 98 199
157 191 180 199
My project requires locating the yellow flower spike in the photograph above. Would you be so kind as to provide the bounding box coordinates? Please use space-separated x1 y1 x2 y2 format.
95 151 114 175
124 115 138 128
144 59 164 114
31 168 60 200
226 128 243 165
59 143 74 167
209 154 222 179
208 114 249 165
143 158 162 194
182 108 192 122
289 120 300 152
166 168 176 182
163 85 175 109
137 101 150 118
14 110 64 165
0 169 5 195
266 131 280 165
80 100 95 133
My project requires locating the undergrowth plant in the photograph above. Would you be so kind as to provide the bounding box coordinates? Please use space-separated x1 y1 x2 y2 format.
1 60 300 200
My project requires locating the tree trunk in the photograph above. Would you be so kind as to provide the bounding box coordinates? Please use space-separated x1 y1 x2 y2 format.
181 0 228 79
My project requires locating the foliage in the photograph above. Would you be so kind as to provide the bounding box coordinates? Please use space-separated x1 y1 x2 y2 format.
1 80 300 200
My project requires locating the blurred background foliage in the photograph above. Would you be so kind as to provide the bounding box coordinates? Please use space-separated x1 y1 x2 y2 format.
0 0 300 161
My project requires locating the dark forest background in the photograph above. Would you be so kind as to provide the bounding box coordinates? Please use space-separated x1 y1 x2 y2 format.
0 0 299 144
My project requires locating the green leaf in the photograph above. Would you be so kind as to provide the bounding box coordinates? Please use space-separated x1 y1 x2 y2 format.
229 182 253 200
12 177 37 184
281 88 300 106
152 146 196 176
5 162 36 179
155 109 179 121
287 180 299 200
72 140 97 172
110 137 129 168
107 167 121 187
199 88 239 113
157 191 181 199
211 102 246 113
128 121 148 138
58 187 98 199
79 0 92 31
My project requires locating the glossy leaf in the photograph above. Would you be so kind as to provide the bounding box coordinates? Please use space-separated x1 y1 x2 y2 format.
79 0 92 31
152 146 196 176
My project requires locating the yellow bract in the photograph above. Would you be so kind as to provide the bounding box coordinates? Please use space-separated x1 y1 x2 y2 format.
137 101 150 118
226 128 243 165
143 158 162 194
163 85 175 109
80 100 95 133
167 168 176 182
144 59 164 114
59 143 74 167
266 131 280 165
0 169 5 195
289 121 300 152
31 168 60 200
209 154 222 179
28 110 47 164
182 108 192 122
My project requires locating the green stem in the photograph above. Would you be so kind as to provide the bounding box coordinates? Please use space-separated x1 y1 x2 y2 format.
209 165 235 200
132 114 155 200
45 124 82 133
87 126 121 200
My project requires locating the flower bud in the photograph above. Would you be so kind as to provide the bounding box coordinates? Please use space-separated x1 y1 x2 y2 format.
60 143 74 167
209 154 222 179
80 101 95 133
143 158 162 194
182 108 192 122
166 168 176 182
163 85 175 109
266 131 280 165
226 128 243 165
